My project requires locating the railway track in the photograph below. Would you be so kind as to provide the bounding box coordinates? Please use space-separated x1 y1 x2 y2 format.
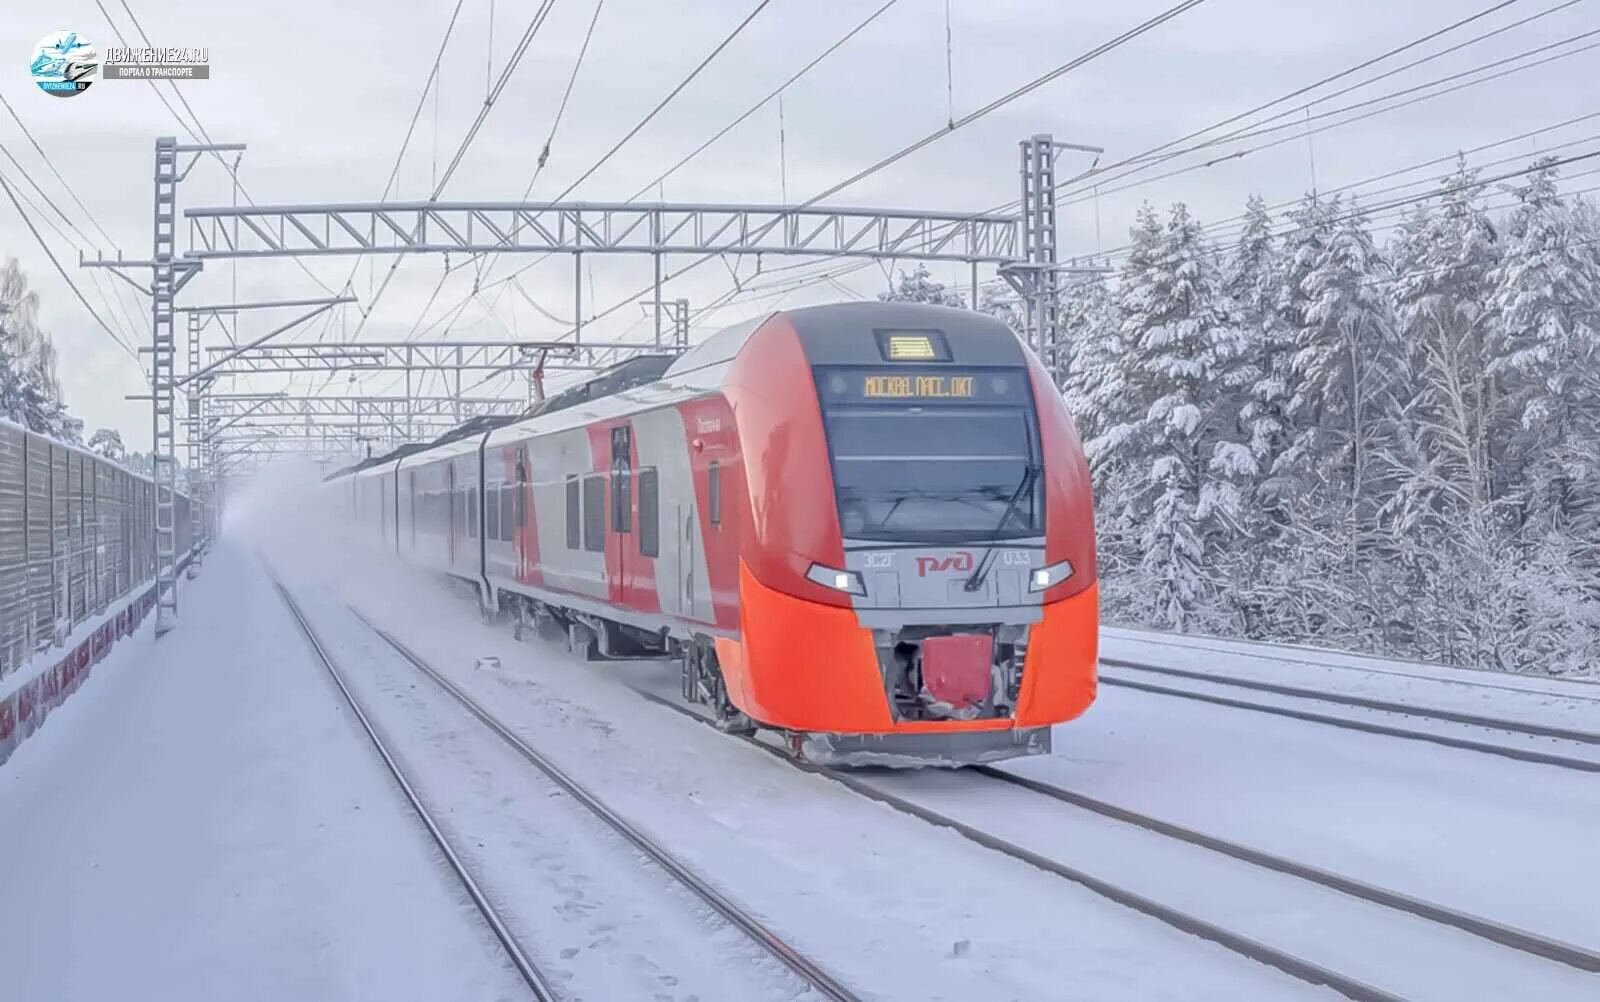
628 686 1600 1002
342 608 863 1002
273 578 559 1002
1099 659 1600 773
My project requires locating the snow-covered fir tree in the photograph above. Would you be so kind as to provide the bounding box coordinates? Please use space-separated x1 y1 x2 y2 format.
878 263 966 307
1103 203 1251 630
89 427 127 462
1057 156 1600 677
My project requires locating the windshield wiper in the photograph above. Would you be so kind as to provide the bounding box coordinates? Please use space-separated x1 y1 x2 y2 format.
962 464 1040 593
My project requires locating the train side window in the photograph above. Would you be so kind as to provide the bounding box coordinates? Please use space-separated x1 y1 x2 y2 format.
582 475 605 552
708 461 722 528
638 468 659 558
468 487 479 539
565 476 580 549
485 485 500 541
500 485 516 540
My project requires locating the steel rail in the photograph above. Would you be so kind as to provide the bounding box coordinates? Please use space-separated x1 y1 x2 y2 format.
1100 672 1600 773
972 766 1600 972
1100 658 1600 744
627 688 1403 1002
352 611 862 1002
271 577 556 1001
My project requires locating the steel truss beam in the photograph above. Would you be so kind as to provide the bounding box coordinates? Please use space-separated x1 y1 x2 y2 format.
199 339 664 377
184 202 1023 264
205 395 522 420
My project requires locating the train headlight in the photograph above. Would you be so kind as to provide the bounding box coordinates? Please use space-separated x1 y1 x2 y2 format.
1029 560 1074 593
806 562 867 597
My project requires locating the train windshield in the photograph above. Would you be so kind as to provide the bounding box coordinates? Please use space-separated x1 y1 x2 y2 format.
814 366 1043 543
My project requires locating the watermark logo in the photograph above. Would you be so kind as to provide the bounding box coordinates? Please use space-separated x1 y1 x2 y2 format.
103 44 210 81
30 30 98 98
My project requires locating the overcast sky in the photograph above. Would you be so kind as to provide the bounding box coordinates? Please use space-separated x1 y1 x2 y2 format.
3 0 1598 451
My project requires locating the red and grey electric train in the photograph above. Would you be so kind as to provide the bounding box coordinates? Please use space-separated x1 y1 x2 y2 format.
327 302 1099 765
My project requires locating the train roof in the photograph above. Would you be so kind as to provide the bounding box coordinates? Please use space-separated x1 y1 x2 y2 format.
327 301 1021 479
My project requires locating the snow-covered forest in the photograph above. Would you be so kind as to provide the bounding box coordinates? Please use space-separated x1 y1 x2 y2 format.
0 256 145 467
889 156 1600 678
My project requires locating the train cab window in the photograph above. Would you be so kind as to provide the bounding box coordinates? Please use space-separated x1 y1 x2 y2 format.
468 487 479 539
565 476 581 549
708 461 722 528
485 485 501 541
582 475 606 552
501 485 516 540
638 468 659 558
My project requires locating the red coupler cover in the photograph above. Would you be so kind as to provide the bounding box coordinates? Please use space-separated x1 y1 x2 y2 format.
921 634 994 708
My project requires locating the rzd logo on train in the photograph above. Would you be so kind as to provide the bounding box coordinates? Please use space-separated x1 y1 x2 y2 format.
915 552 974 576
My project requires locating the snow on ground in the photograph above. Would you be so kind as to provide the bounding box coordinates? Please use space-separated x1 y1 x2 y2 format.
281 570 827 1002
0 543 528 1002
857 768 1600 1001
244 486 1331 1001
1104 626 1600 728
1012 682 1600 950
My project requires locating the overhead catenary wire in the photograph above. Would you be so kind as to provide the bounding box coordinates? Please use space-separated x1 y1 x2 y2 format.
800 0 1212 207
454 0 1200 375
1057 26 1600 209
0 167 141 362
1063 0 1588 202
0 141 142 349
1087 112 1600 261
97 0 339 298
1053 0 1531 198
404 0 797 356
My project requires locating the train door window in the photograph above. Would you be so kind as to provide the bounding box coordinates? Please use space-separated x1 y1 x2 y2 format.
708 461 722 528
485 485 500 541
582 475 605 552
610 426 631 533
514 454 529 527
638 468 659 558
468 487 479 539
500 485 516 540
565 476 581 549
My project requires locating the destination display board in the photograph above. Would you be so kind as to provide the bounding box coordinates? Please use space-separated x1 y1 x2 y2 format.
814 366 1032 406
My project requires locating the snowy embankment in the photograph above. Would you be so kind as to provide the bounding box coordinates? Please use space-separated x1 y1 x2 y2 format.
1101 624 1600 735
0 543 529 1002
1010 676 1600 954
249 511 1325 1001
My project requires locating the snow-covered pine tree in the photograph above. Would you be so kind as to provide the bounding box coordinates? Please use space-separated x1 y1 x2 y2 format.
1056 271 1120 449
89 427 127 462
878 263 965 307
1108 203 1252 631
1390 160 1513 667
1287 197 1413 646
0 258 74 438
1485 158 1600 540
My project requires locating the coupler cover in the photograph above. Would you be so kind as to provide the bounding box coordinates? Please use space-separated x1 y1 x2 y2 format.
921 633 995 709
